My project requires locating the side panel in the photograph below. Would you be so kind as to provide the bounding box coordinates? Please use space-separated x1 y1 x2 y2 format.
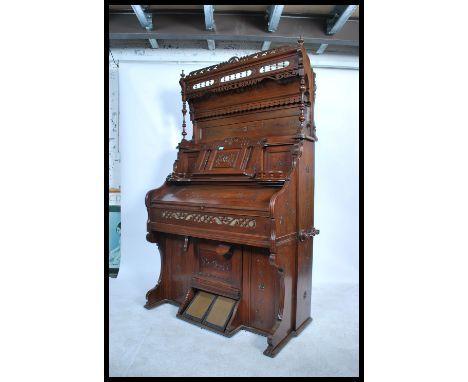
248 247 278 333
166 234 193 304
295 141 315 329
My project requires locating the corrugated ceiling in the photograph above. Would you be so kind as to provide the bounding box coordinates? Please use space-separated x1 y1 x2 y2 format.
108 5 359 18
108 5 359 54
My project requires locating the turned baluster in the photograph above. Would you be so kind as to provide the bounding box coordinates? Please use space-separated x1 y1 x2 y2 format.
180 70 187 140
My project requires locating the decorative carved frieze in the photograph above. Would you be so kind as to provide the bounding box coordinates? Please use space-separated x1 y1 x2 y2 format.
161 210 257 229
186 69 298 99
195 95 301 119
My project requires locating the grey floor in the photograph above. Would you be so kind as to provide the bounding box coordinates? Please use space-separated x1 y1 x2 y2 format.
109 279 359 377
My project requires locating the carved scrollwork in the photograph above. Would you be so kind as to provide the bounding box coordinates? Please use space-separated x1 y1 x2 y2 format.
160 210 257 229
200 256 231 272
298 227 320 242
210 78 264 93
274 68 298 80
213 151 238 168
259 60 290 73
186 46 293 78
146 232 157 243
311 124 318 141
223 137 246 145
220 69 252 83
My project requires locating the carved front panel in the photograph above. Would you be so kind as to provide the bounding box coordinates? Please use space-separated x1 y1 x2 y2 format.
212 149 239 168
195 239 242 289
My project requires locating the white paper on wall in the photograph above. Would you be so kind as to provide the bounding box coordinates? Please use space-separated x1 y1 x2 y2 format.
109 64 121 191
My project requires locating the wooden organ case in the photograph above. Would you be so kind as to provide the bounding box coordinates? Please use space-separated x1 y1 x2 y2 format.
145 39 319 357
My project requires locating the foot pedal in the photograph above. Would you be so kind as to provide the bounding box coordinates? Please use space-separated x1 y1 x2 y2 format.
204 295 236 331
182 290 237 332
183 291 216 322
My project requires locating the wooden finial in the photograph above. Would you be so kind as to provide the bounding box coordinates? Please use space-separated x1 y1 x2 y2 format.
180 69 185 78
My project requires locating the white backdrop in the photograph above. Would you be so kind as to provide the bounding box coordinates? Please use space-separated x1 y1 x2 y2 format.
114 56 359 293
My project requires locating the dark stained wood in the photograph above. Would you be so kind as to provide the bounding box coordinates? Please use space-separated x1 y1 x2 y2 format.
144 38 319 357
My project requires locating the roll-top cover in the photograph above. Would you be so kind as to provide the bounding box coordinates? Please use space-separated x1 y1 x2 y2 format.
149 184 278 212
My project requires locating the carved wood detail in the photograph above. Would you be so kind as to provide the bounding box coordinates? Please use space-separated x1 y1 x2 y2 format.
161 210 257 229
200 255 232 272
213 151 238 168
186 46 293 78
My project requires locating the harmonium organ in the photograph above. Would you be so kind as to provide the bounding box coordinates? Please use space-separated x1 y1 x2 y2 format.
145 38 319 357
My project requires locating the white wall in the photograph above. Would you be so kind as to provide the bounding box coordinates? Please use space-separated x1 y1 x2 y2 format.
114 49 359 293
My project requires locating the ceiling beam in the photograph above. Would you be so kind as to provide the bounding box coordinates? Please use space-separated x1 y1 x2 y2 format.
317 5 357 55
327 5 358 35
267 5 284 32
316 44 328 54
109 12 359 48
261 41 271 51
131 5 158 49
148 39 159 49
204 5 215 31
261 5 284 51
207 40 215 50
204 5 215 51
131 5 152 30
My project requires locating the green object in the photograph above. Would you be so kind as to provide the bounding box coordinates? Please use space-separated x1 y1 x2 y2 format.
109 205 121 277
